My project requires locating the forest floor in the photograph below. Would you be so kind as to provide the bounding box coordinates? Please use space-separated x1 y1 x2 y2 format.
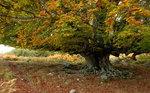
0 55 150 93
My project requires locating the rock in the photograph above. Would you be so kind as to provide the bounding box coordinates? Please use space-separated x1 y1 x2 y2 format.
69 89 76 93
76 78 79 81
112 59 120 64
121 58 130 63
64 63 72 68
101 74 108 80
56 86 60 88
47 73 53 76
146 63 150 68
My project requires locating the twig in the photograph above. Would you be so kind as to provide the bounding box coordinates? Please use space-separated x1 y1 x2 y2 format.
39 0 52 16
0 3 11 9
22 9 36 17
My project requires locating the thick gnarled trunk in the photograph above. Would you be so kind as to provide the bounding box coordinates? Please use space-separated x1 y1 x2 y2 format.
84 54 99 68
81 53 133 80
98 54 112 71
82 54 112 71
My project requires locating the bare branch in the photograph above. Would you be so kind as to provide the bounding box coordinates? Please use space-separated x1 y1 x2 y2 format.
22 9 36 17
0 13 48 19
20 20 38 22
0 3 11 9
2 0 13 6
39 0 52 16
0 0 13 9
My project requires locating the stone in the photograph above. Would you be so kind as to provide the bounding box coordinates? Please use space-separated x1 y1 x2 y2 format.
121 58 130 63
101 74 108 80
64 63 72 68
76 78 79 81
112 59 120 64
56 86 60 88
47 73 53 76
69 89 76 93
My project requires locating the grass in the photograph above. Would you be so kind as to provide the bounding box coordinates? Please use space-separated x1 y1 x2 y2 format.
6 48 54 57
0 79 18 93
0 64 17 93
0 50 150 93
0 65 16 80
136 53 150 64
2 48 85 64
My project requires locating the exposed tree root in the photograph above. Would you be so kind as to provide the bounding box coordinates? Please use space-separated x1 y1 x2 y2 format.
79 65 134 82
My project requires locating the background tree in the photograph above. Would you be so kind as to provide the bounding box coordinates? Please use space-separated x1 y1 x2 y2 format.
0 0 150 74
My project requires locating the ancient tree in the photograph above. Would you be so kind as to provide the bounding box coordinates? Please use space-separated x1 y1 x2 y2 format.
0 0 150 74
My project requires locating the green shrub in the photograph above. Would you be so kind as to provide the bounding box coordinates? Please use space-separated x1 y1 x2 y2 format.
136 53 150 64
6 48 54 57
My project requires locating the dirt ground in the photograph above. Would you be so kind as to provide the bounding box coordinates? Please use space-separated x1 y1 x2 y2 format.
0 60 150 93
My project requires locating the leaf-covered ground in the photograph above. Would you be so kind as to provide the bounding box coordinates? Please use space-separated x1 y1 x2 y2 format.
0 55 150 93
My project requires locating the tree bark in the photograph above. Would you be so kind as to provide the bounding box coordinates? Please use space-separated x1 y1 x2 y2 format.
98 54 112 71
81 53 133 79
131 53 136 61
84 54 99 68
82 54 112 71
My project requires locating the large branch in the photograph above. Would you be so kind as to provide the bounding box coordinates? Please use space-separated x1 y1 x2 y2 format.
2 0 13 6
0 13 48 19
0 0 13 9
0 3 11 9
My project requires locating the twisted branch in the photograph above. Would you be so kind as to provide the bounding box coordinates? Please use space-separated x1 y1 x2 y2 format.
0 13 48 19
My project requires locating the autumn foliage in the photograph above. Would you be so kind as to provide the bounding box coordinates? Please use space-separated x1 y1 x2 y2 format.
0 0 150 69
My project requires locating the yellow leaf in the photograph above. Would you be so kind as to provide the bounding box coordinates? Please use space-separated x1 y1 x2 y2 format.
14 3 20 9
39 11 46 16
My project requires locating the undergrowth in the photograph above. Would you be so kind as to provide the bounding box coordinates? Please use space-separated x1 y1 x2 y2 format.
3 48 85 63
6 48 54 57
